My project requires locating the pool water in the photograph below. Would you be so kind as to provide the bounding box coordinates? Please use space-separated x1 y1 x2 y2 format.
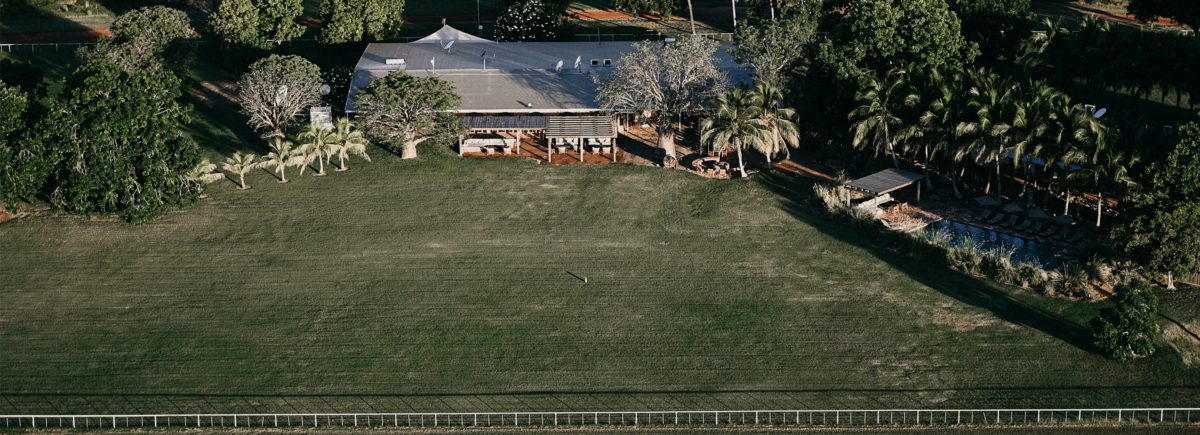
925 219 1066 267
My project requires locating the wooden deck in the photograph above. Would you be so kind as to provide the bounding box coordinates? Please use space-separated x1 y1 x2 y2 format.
461 135 627 165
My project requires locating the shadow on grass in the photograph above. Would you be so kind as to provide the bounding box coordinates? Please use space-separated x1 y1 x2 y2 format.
754 170 1097 353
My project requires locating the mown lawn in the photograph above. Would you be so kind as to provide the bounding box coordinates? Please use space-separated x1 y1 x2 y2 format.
1 142 1199 414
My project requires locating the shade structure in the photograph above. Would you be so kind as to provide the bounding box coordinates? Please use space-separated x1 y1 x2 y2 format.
846 168 926 196
545 116 616 138
463 115 548 131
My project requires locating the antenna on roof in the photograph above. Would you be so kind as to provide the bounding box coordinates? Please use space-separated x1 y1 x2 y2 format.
554 60 564 73
442 40 455 53
430 57 436 74
573 56 581 72
442 18 446 25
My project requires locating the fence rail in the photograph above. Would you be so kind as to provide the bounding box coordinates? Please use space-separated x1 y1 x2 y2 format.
2 409 1198 430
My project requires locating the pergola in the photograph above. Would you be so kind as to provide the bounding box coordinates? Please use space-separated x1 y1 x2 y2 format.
458 115 618 162
459 115 548 156
545 116 618 162
845 168 927 205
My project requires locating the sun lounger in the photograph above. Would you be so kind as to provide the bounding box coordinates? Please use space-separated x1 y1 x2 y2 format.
987 213 1007 225
1001 215 1020 227
1039 225 1060 237
1067 229 1086 243
1026 222 1045 234
1053 227 1073 240
975 209 993 220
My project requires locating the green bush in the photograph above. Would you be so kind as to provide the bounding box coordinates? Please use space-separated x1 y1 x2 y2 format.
1092 279 1161 362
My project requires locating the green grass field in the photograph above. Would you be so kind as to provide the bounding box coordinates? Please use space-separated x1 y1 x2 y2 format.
2 140 1200 415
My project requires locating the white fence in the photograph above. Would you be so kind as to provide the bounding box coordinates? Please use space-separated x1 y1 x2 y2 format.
2 409 1199 429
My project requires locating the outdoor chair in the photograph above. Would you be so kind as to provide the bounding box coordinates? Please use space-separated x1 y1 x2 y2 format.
1039 225 1060 237
1053 227 1073 240
975 209 994 221
1026 222 1045 234
1001 215 1020 227
1015 219 1033 231
987 213 1007 225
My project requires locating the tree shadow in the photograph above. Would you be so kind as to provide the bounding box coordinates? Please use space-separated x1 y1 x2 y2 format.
754 170 1098 353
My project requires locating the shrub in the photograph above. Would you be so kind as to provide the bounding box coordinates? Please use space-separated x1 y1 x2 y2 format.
1092 279 1161 362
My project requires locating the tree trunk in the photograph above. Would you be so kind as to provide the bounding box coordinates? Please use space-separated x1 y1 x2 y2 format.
1064 191 1071 215
687 0 696 34
239 173 247 190
1095 191 1103 227
338 153 349 171
657 121 676 164
278 166 288 183
736 145 746 178
994 160 1003 201
1167 271 1176 290
923 144 933 189
731 0 737 29
401 142 418 159
317 154 326 176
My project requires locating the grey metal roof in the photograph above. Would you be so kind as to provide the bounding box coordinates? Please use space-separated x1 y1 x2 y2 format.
464 115 548 130
546 116 615 138
846 168 926 196
346 26 753 113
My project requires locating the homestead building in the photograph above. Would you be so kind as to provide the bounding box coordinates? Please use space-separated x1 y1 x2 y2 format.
347 25 752 162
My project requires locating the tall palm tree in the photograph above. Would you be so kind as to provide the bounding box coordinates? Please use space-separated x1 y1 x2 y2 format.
955 69 1016 200
700 88 771 177
222 152 259 190
1067 117 1137 227
748 80 800 165
297 123 335 176
850 69 917 168
329 117 371 171
263 137 302 183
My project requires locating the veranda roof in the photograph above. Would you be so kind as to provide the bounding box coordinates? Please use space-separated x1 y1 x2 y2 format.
545 116 615 138
464 115 548 130
846 168 926 196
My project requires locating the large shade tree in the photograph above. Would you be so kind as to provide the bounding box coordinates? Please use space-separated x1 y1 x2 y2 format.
733 13 819 89
834 0 978 74
494 0 563 42
83 6 195 73
237 55 323 138
596 36 727 166
355 72 464 159
0 84 29 207
210 0 305 48
33 61 201 222
319 0 406 43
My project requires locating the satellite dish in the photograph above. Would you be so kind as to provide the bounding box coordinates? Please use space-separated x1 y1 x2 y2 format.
442 40 455 52
573 56 581 70
319 84 331 96
554 60 564 73
1093 108 1107 119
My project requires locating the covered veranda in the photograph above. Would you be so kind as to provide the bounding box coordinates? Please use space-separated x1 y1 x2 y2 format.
845 168 927 207
458 115 619 163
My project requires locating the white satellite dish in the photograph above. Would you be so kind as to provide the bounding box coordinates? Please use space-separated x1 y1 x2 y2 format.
442 40 455 52
1093 107 1107 119
554 60 564 73
573 56 581 70
274 85 288 105
319 84 331 96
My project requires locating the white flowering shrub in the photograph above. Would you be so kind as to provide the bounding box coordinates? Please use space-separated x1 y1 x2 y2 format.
494 0 562 42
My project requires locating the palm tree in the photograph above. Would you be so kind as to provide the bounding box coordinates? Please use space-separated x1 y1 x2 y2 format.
748 80 800 165
263 137 302 183
297 123 335 176
955 69 1016 200
222 152 259 190
185 159 226 196
329 117 371 171
686 0 696 34
1067 117 1137 227
850 69 917 168
700 88 771 177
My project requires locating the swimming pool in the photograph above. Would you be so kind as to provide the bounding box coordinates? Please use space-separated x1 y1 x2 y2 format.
925 219 1067 267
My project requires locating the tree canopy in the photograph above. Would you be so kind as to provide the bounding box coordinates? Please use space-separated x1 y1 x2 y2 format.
1092 280 1161 361
613 0 680 18
0 84 29 206
237 55 323 138
210 0 305 48
33 62 201 222
84 6 195 73
318 0 406 43
494 0 563 42
356 72 464 159
948 0 1034 62
596 36 726 161
733 13 819 88
1149 120 1200 204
